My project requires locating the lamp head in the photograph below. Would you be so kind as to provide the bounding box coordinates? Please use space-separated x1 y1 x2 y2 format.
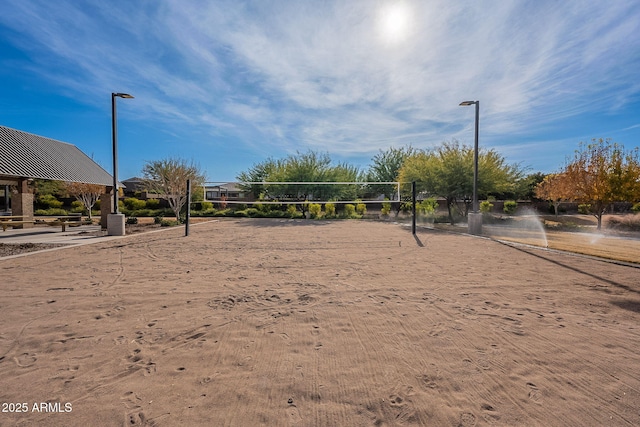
459 100 477 106
113 93 134 99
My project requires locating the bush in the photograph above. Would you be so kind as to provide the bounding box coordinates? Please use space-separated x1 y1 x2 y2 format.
308 203 322 219
37 194 63 209
343 204 357 218
417 198 438 216
145 198 160 209
632 202 640 214
480 200 494 213
578 203 591 215
160 219 178 227
200 201 213 211
381 199 392 216
34 208 68 216
124 198 146 210
94 200 101 210
324 202 336 218
355 200 367 215
130 209 151 217
126 217 138 225
154 216 163 224
607 216 640 232
503 200 517 215
245 208 262 217
286 205 300 218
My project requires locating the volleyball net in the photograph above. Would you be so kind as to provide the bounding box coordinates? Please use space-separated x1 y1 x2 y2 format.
202 181 407 207
185 180 425 236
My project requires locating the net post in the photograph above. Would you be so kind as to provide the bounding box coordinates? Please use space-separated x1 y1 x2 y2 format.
412 181 416 235
185 179 191 237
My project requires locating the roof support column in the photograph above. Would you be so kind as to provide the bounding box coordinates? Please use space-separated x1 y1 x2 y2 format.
100 186 114 229
12 178 34 227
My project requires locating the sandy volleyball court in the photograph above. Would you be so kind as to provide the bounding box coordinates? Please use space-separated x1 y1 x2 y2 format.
0 219 639 426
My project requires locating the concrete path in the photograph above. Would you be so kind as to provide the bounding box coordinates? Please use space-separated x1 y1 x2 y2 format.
0 224 120 245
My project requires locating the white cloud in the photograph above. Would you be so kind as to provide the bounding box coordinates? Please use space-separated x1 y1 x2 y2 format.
1 0 639 169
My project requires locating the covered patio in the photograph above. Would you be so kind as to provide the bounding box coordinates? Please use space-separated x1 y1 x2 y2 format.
0 125 116 228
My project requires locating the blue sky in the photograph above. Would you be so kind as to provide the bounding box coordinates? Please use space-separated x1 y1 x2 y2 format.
1 1 639 182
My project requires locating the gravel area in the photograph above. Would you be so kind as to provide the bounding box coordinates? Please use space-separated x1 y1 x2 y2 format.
0 243 69 257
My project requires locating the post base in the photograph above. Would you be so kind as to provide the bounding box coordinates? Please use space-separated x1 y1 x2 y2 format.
468 212 483 236
107 213 126 236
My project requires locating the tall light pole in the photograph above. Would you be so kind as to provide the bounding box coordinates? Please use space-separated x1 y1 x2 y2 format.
111 92 134 213
109 92 134 236
459 100 481 235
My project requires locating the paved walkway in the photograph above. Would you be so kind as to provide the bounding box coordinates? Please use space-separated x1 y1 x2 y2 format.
0 224 120 245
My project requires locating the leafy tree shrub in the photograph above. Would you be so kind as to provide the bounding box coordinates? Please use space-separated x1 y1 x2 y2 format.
70 200 85 213
37 194 63 209
578 203 591 215
503 200 517 214
480 200 494 213
124 198 146 210
34 208 68 216
200 201 213 211
145 198 160 209
131 209 157 217
355 200 367 215
343 204 357 218
381 199 392 216
126 217 138 224
286 205 300 218
632 202 640 213
417 197 438 215
324 202 336 217
308 203 322 218
244 208 261 217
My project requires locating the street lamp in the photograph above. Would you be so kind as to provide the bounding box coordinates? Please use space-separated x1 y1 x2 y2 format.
459 100 481 235
109 92 134 236
111 92 134 213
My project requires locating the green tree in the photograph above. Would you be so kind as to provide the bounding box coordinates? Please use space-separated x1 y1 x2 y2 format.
398 141 522 224
237 151 360 212
142 157 206 221
562 138 640 229
365 146 415 197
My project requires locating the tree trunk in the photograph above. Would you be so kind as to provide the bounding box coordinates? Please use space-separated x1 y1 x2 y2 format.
447 199 455 225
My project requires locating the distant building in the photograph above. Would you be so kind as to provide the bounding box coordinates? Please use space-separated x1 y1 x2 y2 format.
204 182 253 202
122 177 146 196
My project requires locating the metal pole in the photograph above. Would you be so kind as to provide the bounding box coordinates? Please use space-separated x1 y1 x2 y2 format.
412 181 416 235
473 100 480 213
111 93 118 214
185 179 191 237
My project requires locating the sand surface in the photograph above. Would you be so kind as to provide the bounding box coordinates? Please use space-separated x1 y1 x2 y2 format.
1 218 639 426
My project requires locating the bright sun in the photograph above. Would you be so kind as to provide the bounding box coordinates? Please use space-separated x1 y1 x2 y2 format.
378 2 412 44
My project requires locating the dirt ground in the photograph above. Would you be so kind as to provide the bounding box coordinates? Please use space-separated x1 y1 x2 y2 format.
0 218 639 426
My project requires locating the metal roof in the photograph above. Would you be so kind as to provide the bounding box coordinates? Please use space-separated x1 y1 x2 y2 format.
0 125 114 186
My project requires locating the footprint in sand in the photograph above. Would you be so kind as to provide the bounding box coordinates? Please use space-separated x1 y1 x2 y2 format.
15 352 37 367
121 391 142 410
459 412 477 426
125 410 147 426
527 382 542 403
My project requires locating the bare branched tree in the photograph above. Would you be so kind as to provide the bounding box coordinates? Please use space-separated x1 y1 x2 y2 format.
142 158 206 221
64 182 104 219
